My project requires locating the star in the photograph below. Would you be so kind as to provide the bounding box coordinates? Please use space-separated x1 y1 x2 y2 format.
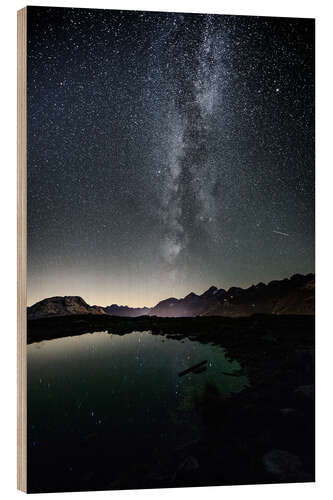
27 7 314 307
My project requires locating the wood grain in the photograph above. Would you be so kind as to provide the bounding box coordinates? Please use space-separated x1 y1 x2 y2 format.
17 6 27 493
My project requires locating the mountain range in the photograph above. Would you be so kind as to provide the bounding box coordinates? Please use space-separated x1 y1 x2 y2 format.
102 304 150 317
27 273 314 320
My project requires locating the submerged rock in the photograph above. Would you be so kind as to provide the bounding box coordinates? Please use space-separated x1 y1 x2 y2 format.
172 456 200 482
263 449 302 479
279 408 298 416
295 384 314 400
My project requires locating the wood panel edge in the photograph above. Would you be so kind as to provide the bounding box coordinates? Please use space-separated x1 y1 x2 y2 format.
17 6 27 493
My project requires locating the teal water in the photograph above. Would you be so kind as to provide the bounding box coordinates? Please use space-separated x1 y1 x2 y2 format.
27 331 248 491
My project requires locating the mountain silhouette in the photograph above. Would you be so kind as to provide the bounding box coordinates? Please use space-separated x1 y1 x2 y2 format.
149 273 314 317
28 273 314 320
103 304 150 317
27 296 107 320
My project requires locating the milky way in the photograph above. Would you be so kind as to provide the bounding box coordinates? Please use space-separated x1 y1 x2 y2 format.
27 7 314 307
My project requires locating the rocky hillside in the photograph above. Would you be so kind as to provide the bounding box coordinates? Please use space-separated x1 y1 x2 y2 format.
27 296 107 320
102 304 150 317
149 274 315 317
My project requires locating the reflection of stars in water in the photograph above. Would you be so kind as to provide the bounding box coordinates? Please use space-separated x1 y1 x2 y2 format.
136 351 143 368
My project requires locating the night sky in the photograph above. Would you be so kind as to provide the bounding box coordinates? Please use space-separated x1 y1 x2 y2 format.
27 7 315 307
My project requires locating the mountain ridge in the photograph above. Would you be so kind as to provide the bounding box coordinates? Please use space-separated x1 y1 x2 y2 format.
103 304 150 317
27 273 314 320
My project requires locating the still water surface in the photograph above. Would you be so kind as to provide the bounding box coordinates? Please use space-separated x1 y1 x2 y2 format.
27 331 248 491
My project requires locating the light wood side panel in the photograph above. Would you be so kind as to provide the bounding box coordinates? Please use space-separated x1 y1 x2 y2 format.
17 6 27 493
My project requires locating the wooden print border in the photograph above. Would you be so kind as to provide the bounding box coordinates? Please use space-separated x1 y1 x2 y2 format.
17 6 27 493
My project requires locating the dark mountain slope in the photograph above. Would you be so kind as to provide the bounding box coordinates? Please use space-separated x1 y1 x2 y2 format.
103 304 150 317
149 274 314 317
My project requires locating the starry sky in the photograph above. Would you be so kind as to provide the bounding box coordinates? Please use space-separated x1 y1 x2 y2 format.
27 7 315 307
